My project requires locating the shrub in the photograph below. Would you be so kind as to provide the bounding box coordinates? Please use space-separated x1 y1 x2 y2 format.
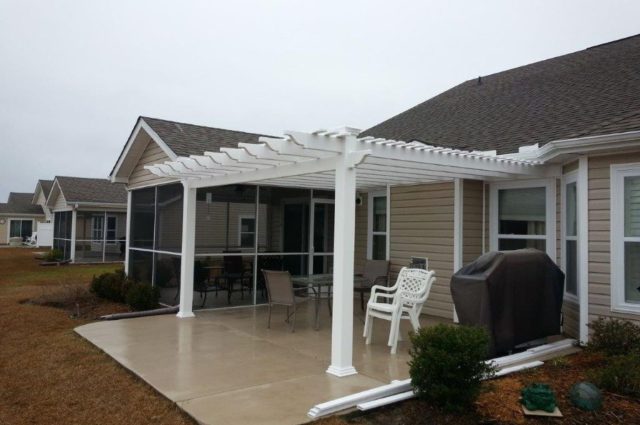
587 317 640 356
125 282 160 311
408 324 495 412
44 249 63 262
90 269 132 303
589 353 640 397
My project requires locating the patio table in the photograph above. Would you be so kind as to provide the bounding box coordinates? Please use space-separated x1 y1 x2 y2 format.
291 274 366 330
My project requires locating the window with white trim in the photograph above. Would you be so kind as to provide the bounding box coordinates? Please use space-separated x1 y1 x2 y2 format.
106 216 117 244
611 165 640 312
491 180 555 259
92 215 104 240
563 173 578 299
368 192 387 260
239 216 256 248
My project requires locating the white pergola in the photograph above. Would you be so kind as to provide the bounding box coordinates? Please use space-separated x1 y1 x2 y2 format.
145 127 550 377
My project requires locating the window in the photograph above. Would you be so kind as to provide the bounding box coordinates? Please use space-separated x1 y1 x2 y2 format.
368 192 388 260
92 215 104 240
611 165 640 313
106 216 117 243
563 173 578 299
491 180 555 258
239 216 256 248
9 219 32 240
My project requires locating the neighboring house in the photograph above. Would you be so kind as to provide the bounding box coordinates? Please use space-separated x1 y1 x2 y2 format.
0 192 46 245
109 34 640 377
32 179 54 222
46 176 128 263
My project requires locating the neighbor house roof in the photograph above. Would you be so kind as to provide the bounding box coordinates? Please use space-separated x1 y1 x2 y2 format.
142 116 271 157
52 177 127 205
361 34 640 154
38 179 54 198
0 192 45 215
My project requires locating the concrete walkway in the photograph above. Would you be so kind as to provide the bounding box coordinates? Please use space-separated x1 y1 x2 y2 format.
76 302 448 425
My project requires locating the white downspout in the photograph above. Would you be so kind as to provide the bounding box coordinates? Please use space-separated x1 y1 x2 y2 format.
578 156 589 343
124 190 132 274
70 206 77 263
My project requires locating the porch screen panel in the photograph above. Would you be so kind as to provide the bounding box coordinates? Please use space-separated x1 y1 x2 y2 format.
129 250 153 284
155 253 181 305
195 185 257 254
130 187 155 248
75 211 105 263
155 183 183 253
53 211 73 260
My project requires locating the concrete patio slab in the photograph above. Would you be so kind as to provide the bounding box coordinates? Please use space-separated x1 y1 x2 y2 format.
76 302 447 424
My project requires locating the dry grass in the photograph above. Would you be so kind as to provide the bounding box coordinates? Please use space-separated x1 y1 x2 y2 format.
0 248 195 425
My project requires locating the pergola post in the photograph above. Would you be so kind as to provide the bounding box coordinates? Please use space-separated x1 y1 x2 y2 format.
70 209 77 263
327 137 358 377
177 181 197 318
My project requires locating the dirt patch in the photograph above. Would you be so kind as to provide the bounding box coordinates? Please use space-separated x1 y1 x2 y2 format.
0 248 196 425
316 351 640 425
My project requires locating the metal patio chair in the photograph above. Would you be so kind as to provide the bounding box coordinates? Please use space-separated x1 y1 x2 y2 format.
363 267 436 354
354 260 389 311
262 269 311 332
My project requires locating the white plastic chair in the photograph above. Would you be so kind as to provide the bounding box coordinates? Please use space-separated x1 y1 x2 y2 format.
363 267 436 354
24 232 38 246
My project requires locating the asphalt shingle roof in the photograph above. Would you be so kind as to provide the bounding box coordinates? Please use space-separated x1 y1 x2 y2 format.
361 34 640 154
0 192 44 215
38 179 54 199
142 116 272 157
55 177 127 205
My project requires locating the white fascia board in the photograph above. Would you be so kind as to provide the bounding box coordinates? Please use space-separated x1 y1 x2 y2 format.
109 118 177 183
44 178 61 208
501 130 640 163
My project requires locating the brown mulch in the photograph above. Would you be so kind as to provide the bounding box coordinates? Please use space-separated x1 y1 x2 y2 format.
0 248 196 425
317 351 640 425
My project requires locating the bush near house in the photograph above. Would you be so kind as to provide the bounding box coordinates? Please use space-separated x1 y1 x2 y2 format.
44 249 64 262
408 324 495 412
587 317 640 356
125 282 160 311
586 318 640 397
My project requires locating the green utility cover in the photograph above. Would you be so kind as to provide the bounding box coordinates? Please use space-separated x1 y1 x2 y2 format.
569 382 603 411
521 383 557 413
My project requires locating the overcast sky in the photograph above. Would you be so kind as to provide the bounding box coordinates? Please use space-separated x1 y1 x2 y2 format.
1 0 639 200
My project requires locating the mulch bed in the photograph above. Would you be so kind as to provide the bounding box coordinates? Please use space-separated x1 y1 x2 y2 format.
317 352 640 425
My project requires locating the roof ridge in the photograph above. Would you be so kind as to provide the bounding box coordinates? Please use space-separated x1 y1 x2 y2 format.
141 116 274 138
587 33 640 50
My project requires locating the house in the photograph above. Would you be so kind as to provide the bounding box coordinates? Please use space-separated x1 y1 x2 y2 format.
46 176 128 263
0 192 47 245
109 34 640 377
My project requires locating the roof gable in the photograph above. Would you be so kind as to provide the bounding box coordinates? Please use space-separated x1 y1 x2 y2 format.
362 34 640 154
0 192 44 215
110 116 271 183
47 176 127 208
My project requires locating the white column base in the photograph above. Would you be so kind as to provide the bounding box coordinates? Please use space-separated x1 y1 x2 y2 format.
176 311 195 319
326 365 358 377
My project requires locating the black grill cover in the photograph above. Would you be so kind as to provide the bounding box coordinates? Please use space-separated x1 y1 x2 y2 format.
450 249 564 356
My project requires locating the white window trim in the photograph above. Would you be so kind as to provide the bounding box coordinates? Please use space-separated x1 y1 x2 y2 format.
367 190 390 260
610 163 640 314
91 215 105 241
7 218 35 240
561 171 579 303
489 178 556 260
238 214 256 248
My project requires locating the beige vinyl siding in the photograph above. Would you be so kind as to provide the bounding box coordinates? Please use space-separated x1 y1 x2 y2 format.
52 190 68 211
463 179 484 265
128 140 176 189
563 300 579 338
354 194 368 273
588 152 640 324
0 219 7 244
390 182 454 319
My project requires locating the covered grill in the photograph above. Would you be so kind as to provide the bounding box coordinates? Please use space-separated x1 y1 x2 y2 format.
450 249 565 356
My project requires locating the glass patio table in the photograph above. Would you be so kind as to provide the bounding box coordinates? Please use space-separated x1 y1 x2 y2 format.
291 274 366 330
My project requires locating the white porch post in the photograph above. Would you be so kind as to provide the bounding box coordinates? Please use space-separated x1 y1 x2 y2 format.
327 137 358 377
453 178 463 323
124 190 132 274
578 156 589 343
70 208 77 263
177 181 197 318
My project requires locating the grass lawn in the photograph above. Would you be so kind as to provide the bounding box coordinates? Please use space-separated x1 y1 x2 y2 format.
0 248 195 425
